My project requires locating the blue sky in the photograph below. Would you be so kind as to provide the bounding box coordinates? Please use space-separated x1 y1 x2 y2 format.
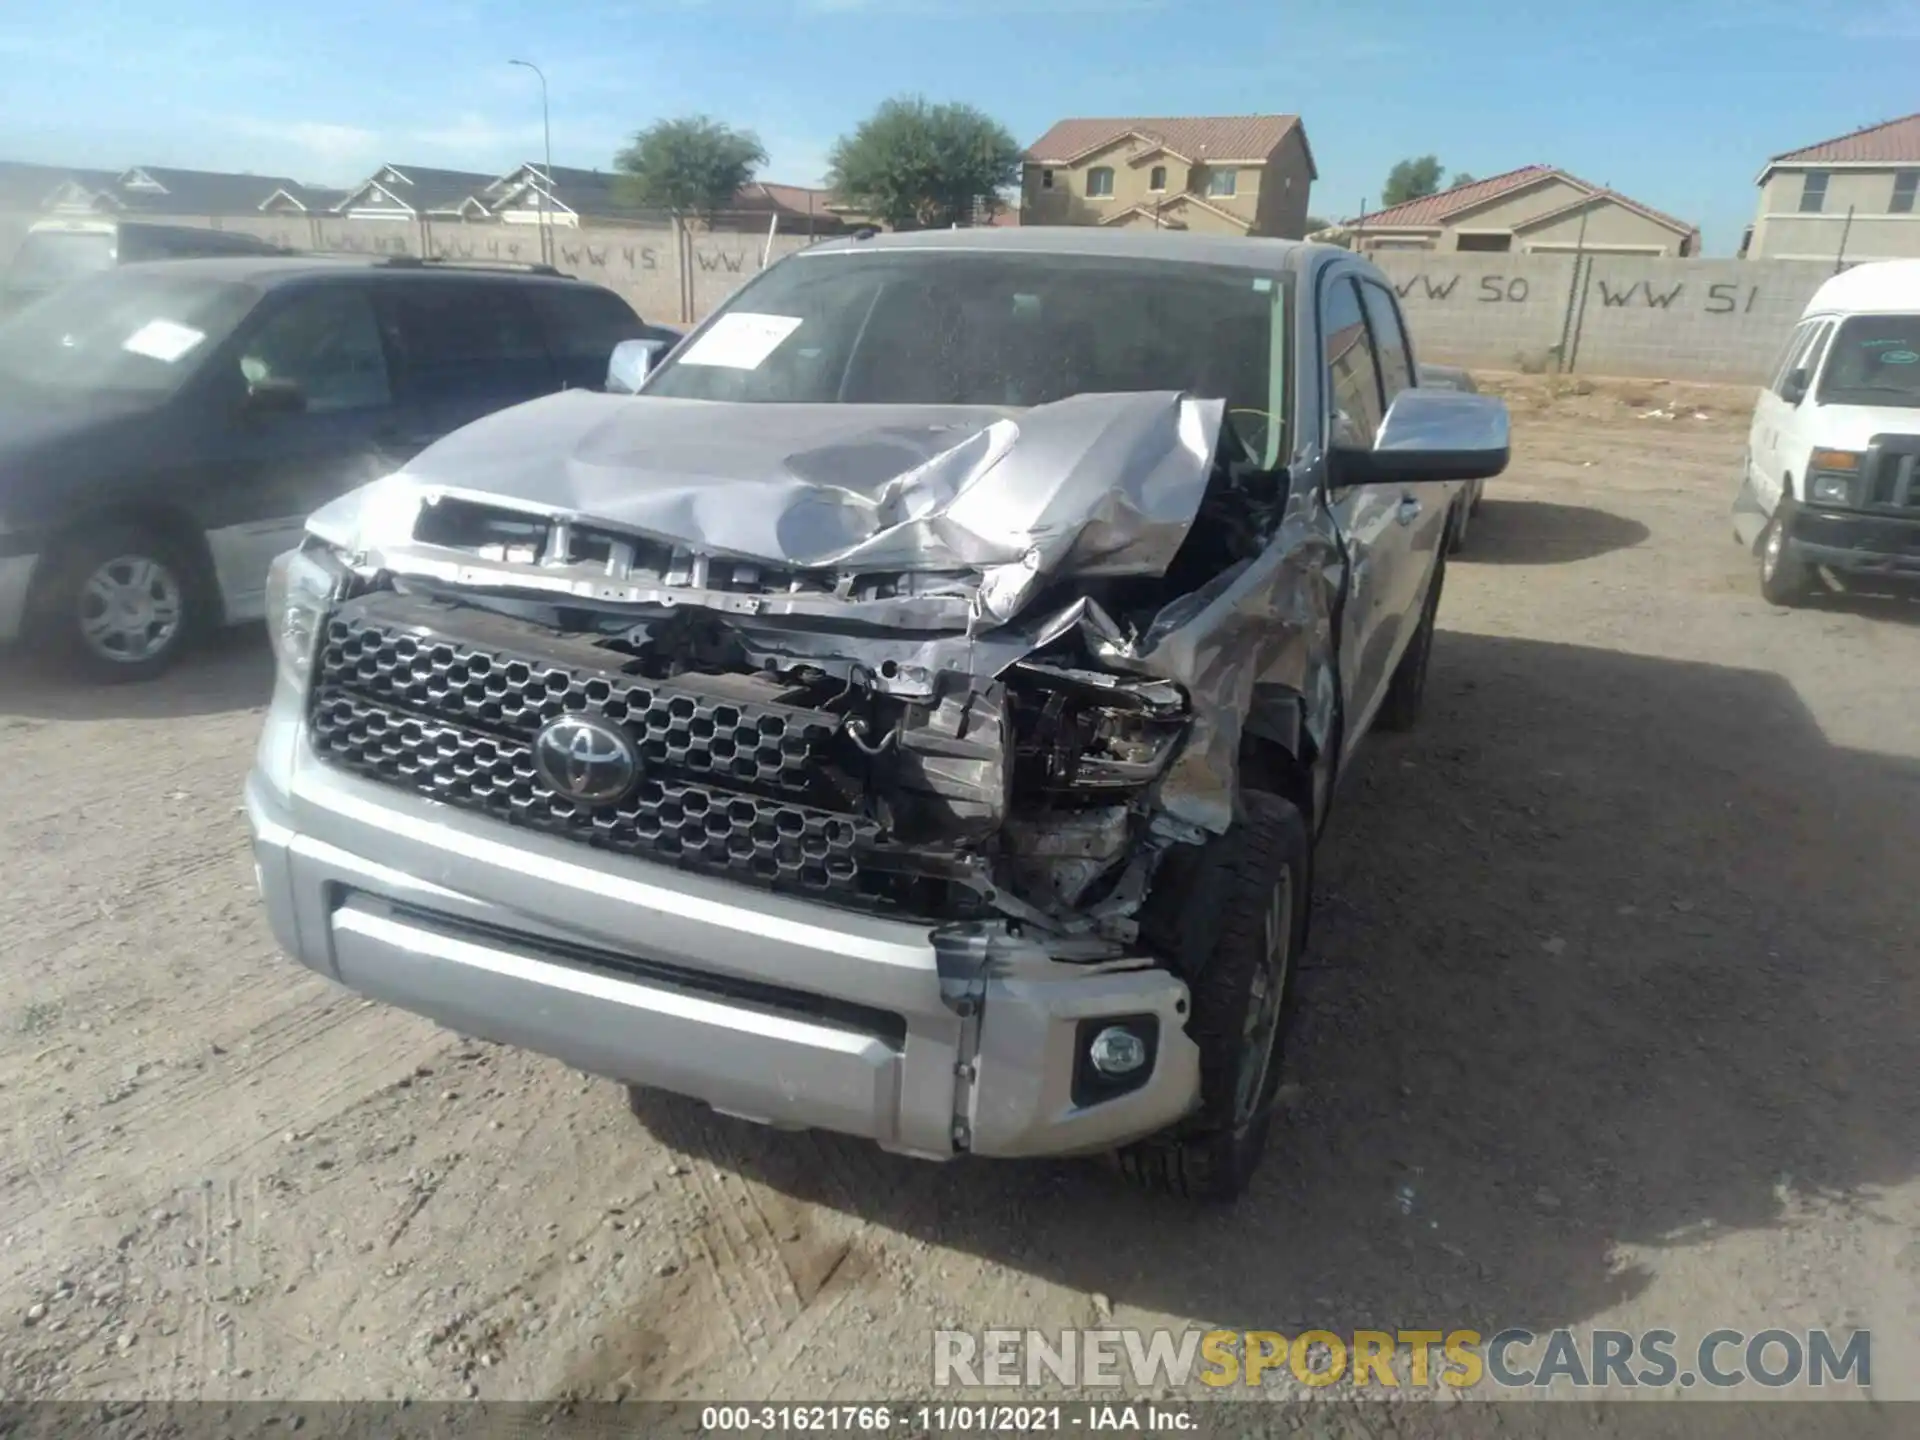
3 0 1915 254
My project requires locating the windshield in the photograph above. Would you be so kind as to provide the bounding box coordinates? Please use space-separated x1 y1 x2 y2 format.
0 269 257 397
5 230 117 298
1817 314 1920 409
645 249 1291 464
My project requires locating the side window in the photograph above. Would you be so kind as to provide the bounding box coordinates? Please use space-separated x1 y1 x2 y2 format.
237 287 391 414
532 284 644 364
1359 282 1414 405
1321 276 1385 448
1758 322 1820 401
1796 321 1835 394
383 281 553 403
1767 322 1815 395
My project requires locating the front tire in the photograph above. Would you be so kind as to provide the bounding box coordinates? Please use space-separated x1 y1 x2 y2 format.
1758 496 1811 608
1119 791 1311 1203
28 525 208 683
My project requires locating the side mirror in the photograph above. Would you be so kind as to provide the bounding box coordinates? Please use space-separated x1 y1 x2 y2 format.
1329 388 1510 489
1780 367 1810 405
607 337 670 394
244 377 307 415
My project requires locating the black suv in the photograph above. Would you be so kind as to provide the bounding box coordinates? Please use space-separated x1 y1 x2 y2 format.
0 254 678 680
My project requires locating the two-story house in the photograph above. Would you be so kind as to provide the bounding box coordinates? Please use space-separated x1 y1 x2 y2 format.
1020 115 1316 239
1744 112 1920 263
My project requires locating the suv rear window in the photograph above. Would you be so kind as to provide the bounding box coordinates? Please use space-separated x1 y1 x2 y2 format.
532 284 643 362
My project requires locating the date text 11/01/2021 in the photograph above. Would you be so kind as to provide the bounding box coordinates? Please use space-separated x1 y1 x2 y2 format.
699 1405 1195 1433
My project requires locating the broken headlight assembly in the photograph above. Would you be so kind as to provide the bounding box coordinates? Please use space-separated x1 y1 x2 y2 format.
265 541 348 685
1008 662 1189 796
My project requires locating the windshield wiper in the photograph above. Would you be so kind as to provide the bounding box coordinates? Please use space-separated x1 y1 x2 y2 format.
1828 384 1920 401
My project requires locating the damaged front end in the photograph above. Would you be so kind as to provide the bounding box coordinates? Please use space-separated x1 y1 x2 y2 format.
294 388 1339 950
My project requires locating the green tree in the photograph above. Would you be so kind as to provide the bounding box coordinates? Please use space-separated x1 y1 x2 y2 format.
1305 215 1333 233
1451 172 1477 188
1381 155 1445 207
827 96 1022 231
614 116 767 217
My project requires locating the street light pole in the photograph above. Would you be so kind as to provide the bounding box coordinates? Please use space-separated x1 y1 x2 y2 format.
509 58 553 266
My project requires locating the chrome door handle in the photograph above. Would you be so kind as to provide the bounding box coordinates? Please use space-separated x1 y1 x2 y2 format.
1396 496 1422 525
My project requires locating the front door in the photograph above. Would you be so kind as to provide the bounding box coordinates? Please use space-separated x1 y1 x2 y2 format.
1319 271 1420 755
201 282 424 618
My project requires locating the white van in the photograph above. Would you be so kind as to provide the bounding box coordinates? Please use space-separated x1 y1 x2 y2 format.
1735 260 1920 604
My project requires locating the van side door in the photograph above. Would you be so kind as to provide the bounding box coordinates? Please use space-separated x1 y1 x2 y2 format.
200 281 422 618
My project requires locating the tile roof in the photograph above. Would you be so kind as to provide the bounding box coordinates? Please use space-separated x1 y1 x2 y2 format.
1514 186 1698 240
1348 164 1695 238
1350 165 1558 228
1766 111 1920 167
1026 115 1304 166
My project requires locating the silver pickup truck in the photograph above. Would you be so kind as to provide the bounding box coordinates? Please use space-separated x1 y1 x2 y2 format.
245 229 1507 1202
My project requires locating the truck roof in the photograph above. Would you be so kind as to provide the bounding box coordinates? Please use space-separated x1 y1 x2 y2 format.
803 225 1326 274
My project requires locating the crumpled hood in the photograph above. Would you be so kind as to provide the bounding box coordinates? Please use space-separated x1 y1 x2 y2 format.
317 389 1226 598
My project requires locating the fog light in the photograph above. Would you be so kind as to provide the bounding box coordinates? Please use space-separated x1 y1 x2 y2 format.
1089 1026 1149 1076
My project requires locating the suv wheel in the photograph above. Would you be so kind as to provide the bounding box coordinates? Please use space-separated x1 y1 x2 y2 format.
30 525 207 683
1758 498 1811 608
1120 791 1311 1204
1374 551 1446 733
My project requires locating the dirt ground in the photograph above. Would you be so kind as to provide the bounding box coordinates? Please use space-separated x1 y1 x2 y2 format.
2 374 1916 1408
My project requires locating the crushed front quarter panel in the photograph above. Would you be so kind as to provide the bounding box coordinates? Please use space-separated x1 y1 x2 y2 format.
306 386 1343 841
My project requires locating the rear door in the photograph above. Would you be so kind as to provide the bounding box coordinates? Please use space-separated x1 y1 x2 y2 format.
377 277 560 439
1318 270 1411 754
199 280 422 616
529 282 650 391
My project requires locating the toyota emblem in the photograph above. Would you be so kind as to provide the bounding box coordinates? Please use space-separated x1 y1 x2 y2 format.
531 713 641 806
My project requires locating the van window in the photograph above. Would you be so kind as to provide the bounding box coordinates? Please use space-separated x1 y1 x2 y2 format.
532 284 643 363
383 280 553 404
7 230 116 297
1769 321 1819 396
1817 315 1920 409
238 287 392 413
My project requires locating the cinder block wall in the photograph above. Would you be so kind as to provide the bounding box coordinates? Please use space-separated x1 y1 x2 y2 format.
1371 251 1838 382
0 210 810 326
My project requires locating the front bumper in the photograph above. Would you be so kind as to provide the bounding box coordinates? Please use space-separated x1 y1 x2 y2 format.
0 552 36 645
243 682 1201 1159
1785 506 1920 579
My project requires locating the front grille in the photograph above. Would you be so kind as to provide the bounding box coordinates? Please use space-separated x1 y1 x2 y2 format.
1865 444 1920 511
308 592 876 898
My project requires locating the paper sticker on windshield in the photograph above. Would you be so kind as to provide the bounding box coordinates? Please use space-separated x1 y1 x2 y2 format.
121 319 206 364
677 312 802 369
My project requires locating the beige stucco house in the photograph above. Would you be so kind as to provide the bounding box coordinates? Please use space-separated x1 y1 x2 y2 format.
1744 112 1920 262
1343 166 1698 257
1020 115 1316 239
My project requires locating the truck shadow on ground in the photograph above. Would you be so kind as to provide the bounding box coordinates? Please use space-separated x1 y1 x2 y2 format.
1455 500 1650 566
633 627 1920 1339
0 628 273 722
